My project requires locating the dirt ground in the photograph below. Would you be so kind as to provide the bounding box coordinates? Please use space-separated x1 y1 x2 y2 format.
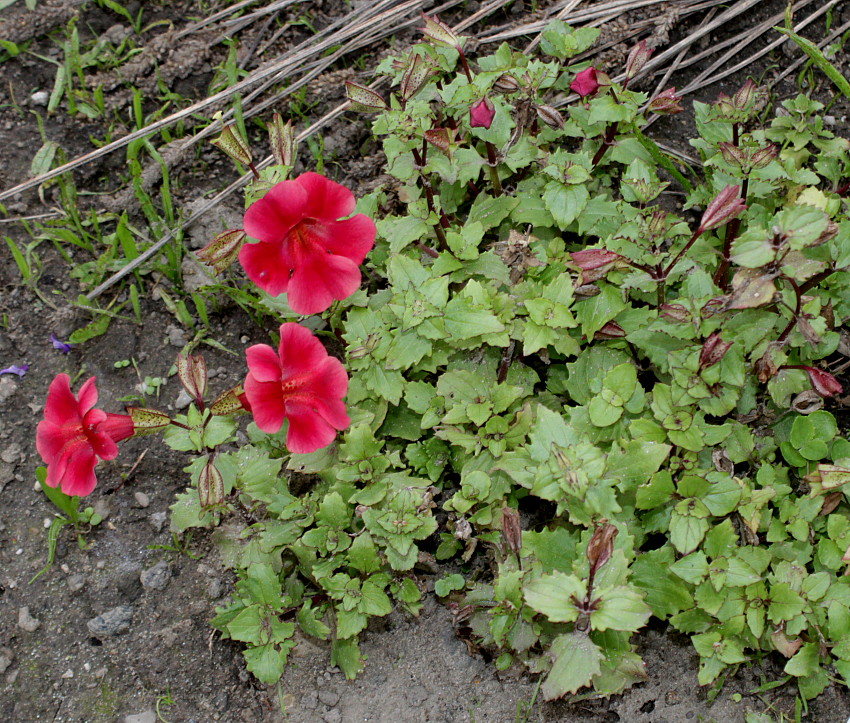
1 1 850 721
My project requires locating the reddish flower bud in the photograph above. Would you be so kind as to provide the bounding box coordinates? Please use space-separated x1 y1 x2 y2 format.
196 229 246 275
660 303 690 322
268 113 296 167
717 142 747 168
469 97 495 130
210 123 252 167
698 332 732 370
587 523 618 577
802 366 843 398
594 321 626 340
698 185 746 233
733 79 758 109
624 40 653 81
569 248 623 284
570 67 599 98
424 128 452 157
749 142 778 170
647 87 683 115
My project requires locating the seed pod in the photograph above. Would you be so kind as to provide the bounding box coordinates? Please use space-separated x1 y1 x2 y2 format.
698 332 732 370
268 113 296 167
126 407 171 436
344 81 388 112
210 123 252 167
198 457 224 508
493 73 519 93
196 229 246 275
424 128 452 157
176 353 207 406
535 104 564 130
501 507 521 555
586 523 618 577
420 12 463 50
624 40 653 80
400 53 433 101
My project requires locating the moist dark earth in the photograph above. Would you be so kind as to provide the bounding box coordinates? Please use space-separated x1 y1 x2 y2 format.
1 1 850 721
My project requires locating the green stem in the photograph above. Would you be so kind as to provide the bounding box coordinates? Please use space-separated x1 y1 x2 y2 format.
485 142 503 196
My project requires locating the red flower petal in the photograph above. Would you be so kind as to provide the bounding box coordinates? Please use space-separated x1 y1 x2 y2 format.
243 179 308 244
277 323 333 378
243 377 286 433
287 252 362 316
321 215 377 265
42 374 82 426
57 448 99 497
238 240 292 296
76 377 99 414
36 419 78 462
246 344 283 383
284 400 339 454
296 172 356 222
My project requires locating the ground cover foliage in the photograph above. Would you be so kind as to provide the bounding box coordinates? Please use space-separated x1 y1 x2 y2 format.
140 14 850 706
17 2 850 715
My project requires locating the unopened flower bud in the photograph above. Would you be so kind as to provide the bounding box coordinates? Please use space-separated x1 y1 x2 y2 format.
733 79 758 109
345 81 388 112
535 104 564 130
210 123 252 167
469 96 495 129
196 229 246 275
802 366 843 398
493 73 519 94
698 332 732 370
126 407 171 436
198 457 224 508
268 113 296 167
424 128 452 156
647 87 683 115
698 185 746 233
594 321 626 340
624 40 653 81
586 523 618 577
570 67 599 98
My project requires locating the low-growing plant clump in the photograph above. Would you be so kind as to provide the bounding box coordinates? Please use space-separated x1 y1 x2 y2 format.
33 12 850 708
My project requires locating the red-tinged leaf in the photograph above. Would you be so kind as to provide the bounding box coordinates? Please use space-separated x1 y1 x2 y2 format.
723 268 777 310
698 332 732 370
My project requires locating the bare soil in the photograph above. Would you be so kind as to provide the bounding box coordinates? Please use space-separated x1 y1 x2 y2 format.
1 1 849 721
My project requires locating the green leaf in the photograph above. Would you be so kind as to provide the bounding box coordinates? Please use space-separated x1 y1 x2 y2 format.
435 573 466 597
631 548 694 618
243 643 287 685
543 181 589 230
523 572 583 622
331 637 363 680
574 283 626 338
768 583 806 623
784 642 820 677
775 19 850 100
359 580 392 617
542 632 604 700
590 587 652 632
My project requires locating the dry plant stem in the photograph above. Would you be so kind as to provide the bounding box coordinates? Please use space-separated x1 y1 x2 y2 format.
485 142 503 196
496 341 516 384
776 277 802 346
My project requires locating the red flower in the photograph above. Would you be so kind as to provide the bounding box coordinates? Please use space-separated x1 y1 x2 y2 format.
239 173 376 315
469 97 495 129
244 323 349 453
570 67 599 98
36 374 134 497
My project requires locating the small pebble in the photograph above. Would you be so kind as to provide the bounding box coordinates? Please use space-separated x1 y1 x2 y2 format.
93 498 111 521
124 711 156 723
318 690 340 707
322 710 342 723
0 648 14 674
87 605 134 638
61 669 73 679
18 607 40 632
67 574 86 593
240 335 249 344
30 91 49 107
140 561 171 591
174 388 193 410
134 492 150 508
148 511 167 533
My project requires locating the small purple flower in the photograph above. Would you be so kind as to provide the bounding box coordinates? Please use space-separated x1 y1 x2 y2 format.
50 334 73 354
0 364 28 377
